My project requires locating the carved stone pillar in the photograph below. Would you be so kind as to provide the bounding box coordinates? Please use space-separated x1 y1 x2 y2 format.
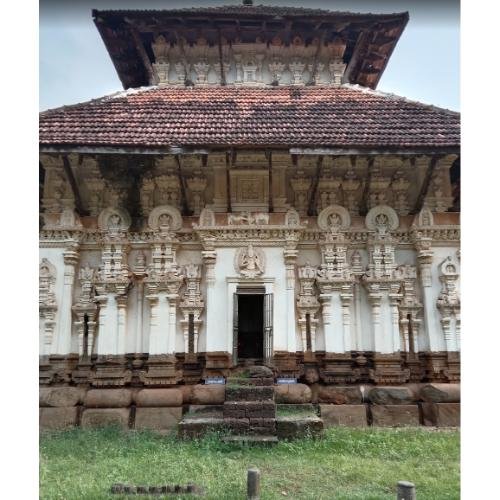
284 231 300 354
72 264 98 358
141 206 184 385
316 206 356 383
179 263 204 361
92 208 132 386
363 205 408 384
55 240 80 355
436 255 461 381
297 263 320 358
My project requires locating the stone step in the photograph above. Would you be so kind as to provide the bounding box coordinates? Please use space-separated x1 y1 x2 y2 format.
225 386 274 402
222 435 278 444
226 377 273 386
223 417 276 434
223 401 276 419
276 415 324 440
277 404 317 415
186 405 223 418
177 417 225 438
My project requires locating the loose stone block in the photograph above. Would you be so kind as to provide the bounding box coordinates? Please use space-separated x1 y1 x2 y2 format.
81 408 130 429
317 385 363 404
39 387 83 407
274 384 311 403
135 407 183 431
368 386 415 405
420 383 460 403
370 405 420 427
320 404 368 427
40 407 78 430
191 384 225 405
421 403 460 427
84 389 132 408
134 389 183 407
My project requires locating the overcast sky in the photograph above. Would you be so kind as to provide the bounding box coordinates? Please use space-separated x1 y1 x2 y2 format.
40 0 459 111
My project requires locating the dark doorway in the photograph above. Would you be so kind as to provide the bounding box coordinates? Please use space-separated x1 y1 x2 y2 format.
237 294 264 360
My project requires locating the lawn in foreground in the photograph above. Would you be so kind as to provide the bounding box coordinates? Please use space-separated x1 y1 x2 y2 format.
40 427 459 500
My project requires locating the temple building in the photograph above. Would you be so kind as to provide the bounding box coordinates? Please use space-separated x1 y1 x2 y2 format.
39 2 460 431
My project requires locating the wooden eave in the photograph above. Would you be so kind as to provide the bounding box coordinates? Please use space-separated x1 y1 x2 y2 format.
92 9 409 90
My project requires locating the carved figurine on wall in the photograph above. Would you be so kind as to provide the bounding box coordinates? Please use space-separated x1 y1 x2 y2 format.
236 244 265 278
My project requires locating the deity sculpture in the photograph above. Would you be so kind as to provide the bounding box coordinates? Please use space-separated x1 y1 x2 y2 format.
236 244 265 278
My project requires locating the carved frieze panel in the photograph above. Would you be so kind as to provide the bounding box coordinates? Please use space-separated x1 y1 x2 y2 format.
230 170 269 211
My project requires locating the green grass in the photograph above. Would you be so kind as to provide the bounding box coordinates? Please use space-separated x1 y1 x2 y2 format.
40 427 459 500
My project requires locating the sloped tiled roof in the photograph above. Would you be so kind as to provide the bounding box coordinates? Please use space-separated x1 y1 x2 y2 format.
39 85 460 150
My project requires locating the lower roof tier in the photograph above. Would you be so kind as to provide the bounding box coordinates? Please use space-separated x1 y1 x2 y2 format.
39 85 460 151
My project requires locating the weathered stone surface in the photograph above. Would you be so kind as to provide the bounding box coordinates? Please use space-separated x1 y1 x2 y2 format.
226 386 274 402
39 387 83 407
40 407 79 430
81 408 130 429
84 389 132 408
370 405 420 427
317 385 363 404
420 384 460 403
191 384 225 405
274 384 311 404
304 367 320 384
368 386 415 405
320 404 368 427
223 401 275 419
134 389 183 407
421 403 460 427
135 407 183 430
248 366 273 378
180 385 194 404
276 415 323 439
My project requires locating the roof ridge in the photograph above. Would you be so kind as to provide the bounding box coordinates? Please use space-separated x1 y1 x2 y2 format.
341 83 459 115
93 6 408 18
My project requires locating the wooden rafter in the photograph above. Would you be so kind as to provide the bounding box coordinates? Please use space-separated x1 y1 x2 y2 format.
128 24 156 85
226 151 232 213
61 155 88 216
307 155 323 216
174 155 191 216
266 150 274 213
359 156 374 216
412 155 440 214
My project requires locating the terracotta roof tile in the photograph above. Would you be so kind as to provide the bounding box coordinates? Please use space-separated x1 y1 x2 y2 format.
39 85 460 149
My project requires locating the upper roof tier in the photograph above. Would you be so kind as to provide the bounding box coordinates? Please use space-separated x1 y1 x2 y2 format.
39 85 459 152
92 4 409 90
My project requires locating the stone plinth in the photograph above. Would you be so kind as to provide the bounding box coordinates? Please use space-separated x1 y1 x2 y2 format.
320 404 368 427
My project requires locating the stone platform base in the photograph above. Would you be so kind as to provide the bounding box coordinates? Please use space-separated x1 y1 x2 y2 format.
39 382 460 432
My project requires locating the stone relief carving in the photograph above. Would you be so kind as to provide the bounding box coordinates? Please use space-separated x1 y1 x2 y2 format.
365 205 399 235
297 262 320 352
284 208 301 227
97 207 132 233
39 258 58 352
413 207 435 228
437 256 461 351
317 205 351 232
227 211 269 225
197 207 216 227
235 245 265 278
148 205 183 232
72 264 98 358
179 263 205 355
